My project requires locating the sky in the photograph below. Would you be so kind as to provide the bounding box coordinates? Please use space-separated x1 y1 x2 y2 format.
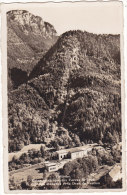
3 1 123 35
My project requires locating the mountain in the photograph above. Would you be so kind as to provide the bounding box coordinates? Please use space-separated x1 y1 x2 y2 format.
7 10 58 90
8 30 121 152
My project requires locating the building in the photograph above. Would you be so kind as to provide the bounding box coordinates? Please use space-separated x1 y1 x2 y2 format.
56 150 68 160
45 162 59 172
45 144 98 172
45 159 71 172
71 149 87 160
56 144 96 161
109 164 122 182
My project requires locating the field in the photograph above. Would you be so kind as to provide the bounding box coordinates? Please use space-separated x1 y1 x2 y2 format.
9 162 45 184
9 144 45 162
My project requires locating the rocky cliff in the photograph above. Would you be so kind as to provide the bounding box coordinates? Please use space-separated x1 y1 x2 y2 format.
7 10 58 90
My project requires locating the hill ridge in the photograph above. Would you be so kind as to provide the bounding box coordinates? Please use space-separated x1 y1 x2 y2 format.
8 29 121 153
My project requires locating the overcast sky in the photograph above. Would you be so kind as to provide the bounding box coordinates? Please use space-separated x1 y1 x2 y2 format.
4 1 123 35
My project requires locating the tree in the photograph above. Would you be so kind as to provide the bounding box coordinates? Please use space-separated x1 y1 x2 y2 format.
17 141 24 151
45 173 60 189
91 156 98 171
63 162 74 176
104 132 116 145
70 168 84 189
27 175 33 186
54 142 60 151
73 134 81 147
101 154 115 166
9 177 15 186
20 153 28 161
12 155 17 162
21 181 27 189
111 148 121 163
40 145 45 158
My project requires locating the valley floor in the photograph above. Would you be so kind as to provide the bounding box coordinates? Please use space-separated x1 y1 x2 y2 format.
8 143 122 190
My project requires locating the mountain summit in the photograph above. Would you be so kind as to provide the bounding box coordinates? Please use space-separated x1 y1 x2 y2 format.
29 30 120 105
30 30 120 79
7 10 57 40
7 10 57 89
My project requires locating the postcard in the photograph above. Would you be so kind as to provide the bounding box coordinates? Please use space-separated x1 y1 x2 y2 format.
1 1 126 193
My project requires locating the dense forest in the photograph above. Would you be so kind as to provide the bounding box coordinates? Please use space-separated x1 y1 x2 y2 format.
8 28 121 152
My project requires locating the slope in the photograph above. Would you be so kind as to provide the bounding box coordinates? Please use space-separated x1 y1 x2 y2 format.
8 30 121 152
7 10 58 90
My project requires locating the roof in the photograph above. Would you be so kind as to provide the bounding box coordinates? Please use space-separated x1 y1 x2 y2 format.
45 162 57 167
109 164 121 181
71 149 85 153
56 144 97 155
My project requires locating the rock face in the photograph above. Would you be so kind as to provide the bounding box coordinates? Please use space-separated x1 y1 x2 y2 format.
7 10 58 90
8 30 121 152
7 10 56 38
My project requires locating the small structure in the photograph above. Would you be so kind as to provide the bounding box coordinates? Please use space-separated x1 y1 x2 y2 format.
56 151 68 161
45 160 71 172
45 162 58 172
109 164 122 182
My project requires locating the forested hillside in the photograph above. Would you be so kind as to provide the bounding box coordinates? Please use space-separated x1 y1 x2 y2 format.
8 30 121 152
7 10 58 90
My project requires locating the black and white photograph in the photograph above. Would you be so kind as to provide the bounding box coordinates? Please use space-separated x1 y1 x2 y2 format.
1 1 126 192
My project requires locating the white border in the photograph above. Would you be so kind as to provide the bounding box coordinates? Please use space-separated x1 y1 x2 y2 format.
0 0 127 194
